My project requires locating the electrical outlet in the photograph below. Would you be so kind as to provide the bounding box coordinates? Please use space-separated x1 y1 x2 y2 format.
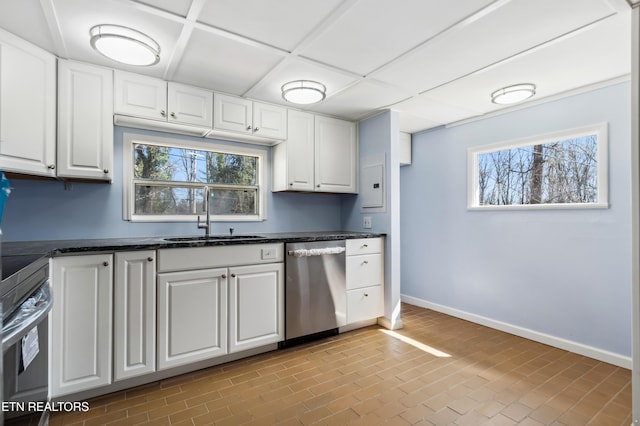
363 216 372 229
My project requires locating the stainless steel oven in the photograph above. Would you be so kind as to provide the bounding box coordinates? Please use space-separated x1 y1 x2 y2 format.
1 255 52 425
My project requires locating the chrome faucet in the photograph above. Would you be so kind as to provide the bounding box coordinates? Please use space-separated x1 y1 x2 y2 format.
197 186 211 237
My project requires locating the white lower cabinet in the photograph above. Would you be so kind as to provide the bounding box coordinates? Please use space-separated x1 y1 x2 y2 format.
157 268 228 370
114 251 156 381
345 238 384 324
50 254 113 398
229 263 284 353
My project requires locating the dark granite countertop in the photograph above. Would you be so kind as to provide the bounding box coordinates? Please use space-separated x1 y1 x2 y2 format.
3 231 384 258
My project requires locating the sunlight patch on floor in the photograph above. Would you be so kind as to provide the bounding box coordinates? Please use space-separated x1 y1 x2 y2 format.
380 329 451 358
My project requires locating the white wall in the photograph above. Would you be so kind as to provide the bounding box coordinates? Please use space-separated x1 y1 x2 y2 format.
343 110 403 329
401 82 632 365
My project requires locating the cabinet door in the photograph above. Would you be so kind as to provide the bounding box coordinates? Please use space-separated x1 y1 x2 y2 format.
279 110 315 192
57 60 114 181
213 93 252 134
228 263 284 353
50 254 113 397
114 251 156 381
167 82 213 128
0 28 56 177
315 116 357 193
252 101 286 140
157 268 227 370
114 70 167 121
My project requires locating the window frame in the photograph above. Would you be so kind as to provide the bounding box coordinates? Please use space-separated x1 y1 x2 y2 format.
123 132 267 222
467 123 609 211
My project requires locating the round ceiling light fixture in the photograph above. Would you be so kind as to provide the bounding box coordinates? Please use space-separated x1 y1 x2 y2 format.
90 24 160 66
491 83 536 105
281 80 326 104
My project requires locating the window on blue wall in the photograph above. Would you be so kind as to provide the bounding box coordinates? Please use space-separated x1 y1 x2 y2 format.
123 133 266 222
467 123 608 210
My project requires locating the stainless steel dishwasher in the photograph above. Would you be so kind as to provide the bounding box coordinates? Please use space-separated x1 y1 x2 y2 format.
283 240 346 346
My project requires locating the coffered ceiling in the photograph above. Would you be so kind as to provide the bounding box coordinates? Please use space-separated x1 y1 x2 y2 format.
0 0 632 133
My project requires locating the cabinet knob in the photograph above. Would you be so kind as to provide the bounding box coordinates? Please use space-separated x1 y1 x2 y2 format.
316 184 320 188
170 112 176 118
246 125 252 131
160 110 166 117
231 273 236 278
103 169 109 174
362 244 368 248
362 260 369 265
253 127 259 132
147 257 154 262
289 182 294 186
221 274 227 279
48 164 56 170
103 261 109 267
364 293 369 297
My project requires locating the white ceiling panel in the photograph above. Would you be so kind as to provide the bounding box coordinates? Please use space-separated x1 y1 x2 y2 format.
53 0 184 78
244 57 360 106
0 0 633 134
311 80 412 120
372 0 619 93
299 0 496 76
133 0 194 17
197 0 343 51
391 96 483 127
0 0 54 52
418 13 631 119
172 27 284 94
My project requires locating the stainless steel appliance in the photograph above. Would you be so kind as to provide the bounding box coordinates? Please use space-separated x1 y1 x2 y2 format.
1 254 52 424
284 240 346 345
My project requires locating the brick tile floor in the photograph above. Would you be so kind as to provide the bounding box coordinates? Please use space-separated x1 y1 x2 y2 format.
16 303 633 425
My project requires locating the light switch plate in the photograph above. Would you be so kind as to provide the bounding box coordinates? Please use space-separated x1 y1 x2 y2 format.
363 216 372 229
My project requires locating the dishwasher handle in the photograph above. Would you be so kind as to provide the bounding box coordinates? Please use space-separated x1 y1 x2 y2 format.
2 280 53 351
287 247 346 257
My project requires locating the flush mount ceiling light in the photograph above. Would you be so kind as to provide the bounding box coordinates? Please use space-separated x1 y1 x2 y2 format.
90 24 160 66
281 80 326 104
491 83 536 105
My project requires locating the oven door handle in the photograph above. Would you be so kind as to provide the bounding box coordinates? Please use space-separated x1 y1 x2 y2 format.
2 280 53 352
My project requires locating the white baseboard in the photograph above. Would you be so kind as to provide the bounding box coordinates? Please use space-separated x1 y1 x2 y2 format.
401 294 631 369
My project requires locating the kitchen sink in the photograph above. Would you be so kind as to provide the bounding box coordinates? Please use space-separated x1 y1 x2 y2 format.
164 235 266 242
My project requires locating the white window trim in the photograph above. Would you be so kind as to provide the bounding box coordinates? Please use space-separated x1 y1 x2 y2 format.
467 123 609 211
123 132 267 222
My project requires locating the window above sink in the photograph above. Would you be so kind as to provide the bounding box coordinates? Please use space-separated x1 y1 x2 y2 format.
122 132 267 223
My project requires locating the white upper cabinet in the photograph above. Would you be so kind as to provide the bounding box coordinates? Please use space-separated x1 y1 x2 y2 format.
273 112 357 194
213 93 287 141
0 28 56 177
272 110 315 192
167 82 213 127
57 60 114 181
114 70 167 121
315 116 357 193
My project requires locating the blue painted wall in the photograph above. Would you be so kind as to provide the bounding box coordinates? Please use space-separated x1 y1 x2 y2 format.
3 126 345 241
401 81 632 358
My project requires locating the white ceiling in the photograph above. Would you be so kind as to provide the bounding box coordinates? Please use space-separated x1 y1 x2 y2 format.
0 0 632 133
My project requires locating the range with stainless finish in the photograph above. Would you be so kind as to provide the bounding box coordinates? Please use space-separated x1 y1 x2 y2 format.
284 240 346 343
1 255 52 424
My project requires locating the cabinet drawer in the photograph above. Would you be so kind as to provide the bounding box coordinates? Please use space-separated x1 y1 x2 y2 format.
346 254 382 290
346 238 382 255
347 285 383 324
158 243 284 272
